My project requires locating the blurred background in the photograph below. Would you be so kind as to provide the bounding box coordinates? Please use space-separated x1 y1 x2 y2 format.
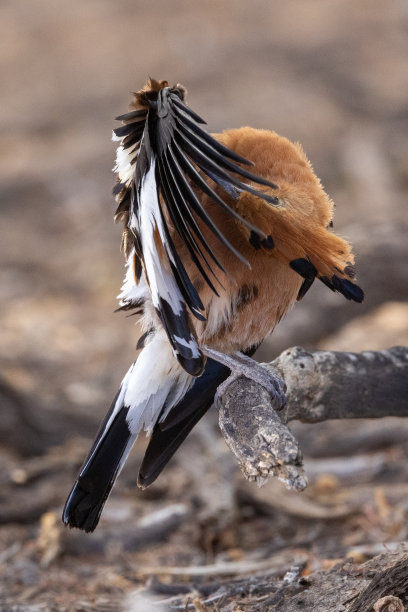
1 1 407 609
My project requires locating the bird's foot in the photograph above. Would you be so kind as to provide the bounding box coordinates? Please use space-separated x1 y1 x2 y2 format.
201 346 286 409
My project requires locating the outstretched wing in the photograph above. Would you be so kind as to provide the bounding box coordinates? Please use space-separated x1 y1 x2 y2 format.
113 79 279 375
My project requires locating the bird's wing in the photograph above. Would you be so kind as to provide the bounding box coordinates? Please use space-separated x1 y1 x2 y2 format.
113 79 279 376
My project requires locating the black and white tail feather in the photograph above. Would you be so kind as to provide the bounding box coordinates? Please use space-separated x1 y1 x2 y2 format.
63 79 276 532
113 79 278 377
63 333 193 532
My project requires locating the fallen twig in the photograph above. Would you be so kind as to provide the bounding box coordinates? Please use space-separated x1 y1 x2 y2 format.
134 551 308 578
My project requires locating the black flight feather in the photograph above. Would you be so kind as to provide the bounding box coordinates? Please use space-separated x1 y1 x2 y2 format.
138 344 259 488
113 81 279 375
319 274 364 303
115 109 148 122
63 389 133 532
157 158 222 295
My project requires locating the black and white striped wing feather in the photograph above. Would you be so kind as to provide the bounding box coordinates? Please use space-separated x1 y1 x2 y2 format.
113 85 279 376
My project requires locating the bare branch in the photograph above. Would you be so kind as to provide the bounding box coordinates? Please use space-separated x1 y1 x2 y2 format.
217 346 408 490
217 376 307 491
275 345 408 423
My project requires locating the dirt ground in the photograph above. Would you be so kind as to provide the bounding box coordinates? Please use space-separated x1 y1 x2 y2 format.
1 1 408 610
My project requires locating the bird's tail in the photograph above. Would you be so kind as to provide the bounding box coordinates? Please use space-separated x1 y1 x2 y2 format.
63 333 192 532
138 358 230 488
138 343 259 488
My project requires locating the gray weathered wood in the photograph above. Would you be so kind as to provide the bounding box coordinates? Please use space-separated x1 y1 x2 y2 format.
217 346 408 490
276 345 408 423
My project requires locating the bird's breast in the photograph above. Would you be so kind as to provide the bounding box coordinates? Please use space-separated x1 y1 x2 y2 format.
196 254 302 354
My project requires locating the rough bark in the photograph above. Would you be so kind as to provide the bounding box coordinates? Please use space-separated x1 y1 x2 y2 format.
140 547 408 611
217 346 408 490
275 345 408 422
275 548 408 612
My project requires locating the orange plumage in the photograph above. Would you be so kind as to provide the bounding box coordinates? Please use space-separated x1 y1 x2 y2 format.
138 125 360 353
63 79 363 532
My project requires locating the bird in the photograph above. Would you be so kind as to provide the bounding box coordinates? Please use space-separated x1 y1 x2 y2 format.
63 78 364 532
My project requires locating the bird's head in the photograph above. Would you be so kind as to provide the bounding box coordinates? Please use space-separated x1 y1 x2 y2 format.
131 78 186 110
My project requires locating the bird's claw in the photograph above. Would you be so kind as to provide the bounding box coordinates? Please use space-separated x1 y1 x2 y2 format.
246 363 287 410
201 346 286 410
216 363 287 410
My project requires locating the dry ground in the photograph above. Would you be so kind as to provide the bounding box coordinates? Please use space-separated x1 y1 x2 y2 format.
1 1 408 610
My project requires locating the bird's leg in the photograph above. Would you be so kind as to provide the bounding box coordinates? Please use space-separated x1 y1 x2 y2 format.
201 346 286 409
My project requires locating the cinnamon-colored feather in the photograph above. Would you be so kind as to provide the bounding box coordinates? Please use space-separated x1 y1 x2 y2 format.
63 79 363 532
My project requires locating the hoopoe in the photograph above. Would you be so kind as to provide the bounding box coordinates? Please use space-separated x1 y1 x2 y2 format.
63 79 363 532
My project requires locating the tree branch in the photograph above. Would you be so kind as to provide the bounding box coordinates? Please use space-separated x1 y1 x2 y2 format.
217 346 408 490
276 345 408 422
